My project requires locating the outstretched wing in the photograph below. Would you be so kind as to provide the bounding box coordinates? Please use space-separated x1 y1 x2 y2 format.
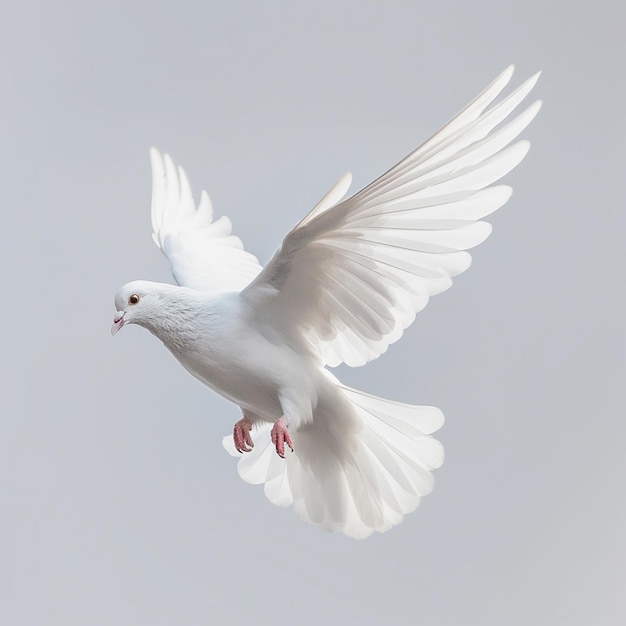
150 148 263 293
242 66 542 367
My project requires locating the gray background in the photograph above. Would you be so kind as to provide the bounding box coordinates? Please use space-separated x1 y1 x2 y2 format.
2 1 623 624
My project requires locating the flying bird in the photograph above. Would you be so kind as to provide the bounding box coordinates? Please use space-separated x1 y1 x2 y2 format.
112 66 541 538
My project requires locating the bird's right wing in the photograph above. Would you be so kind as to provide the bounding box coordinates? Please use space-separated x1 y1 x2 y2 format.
150 149 263 294
242 67 542 367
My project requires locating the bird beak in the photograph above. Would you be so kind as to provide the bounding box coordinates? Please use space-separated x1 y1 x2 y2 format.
111 311 126 336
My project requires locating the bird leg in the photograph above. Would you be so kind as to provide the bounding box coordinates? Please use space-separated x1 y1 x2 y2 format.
271 416 293 458
233 417 254 453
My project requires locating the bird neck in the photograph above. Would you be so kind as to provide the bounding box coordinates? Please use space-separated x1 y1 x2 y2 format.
142 288 208 350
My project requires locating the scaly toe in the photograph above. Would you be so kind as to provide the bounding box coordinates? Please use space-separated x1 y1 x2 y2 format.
271 417 293 458
233 418 254 453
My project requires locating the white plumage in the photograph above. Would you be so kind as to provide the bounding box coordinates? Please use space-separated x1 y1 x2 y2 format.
112 66 541 538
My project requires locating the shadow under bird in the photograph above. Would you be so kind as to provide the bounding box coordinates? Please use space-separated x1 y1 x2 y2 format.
112 66 541 538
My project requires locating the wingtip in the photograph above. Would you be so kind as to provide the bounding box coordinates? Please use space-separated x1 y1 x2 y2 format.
495 65 542 90
523 71 542 93
499 64 515 83
516 138 532 157
528 99 543 117
149 147 165 174
163 152 175 169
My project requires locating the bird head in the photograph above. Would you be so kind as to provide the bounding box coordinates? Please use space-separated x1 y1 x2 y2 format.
111 280 165 335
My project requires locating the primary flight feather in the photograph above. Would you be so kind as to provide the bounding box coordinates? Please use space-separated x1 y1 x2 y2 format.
112 66 541 538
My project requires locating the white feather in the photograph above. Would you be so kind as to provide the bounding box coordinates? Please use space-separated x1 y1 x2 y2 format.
243 68 541 367
149 148 262 294
116 67 541 539
221 376 444 538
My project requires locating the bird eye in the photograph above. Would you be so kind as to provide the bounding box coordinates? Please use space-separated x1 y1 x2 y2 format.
128 293 140 305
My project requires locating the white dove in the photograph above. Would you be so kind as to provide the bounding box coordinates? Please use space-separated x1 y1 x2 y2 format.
112 66 541 538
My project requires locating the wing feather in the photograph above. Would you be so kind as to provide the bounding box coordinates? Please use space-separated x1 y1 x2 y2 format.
149 148 262 293
243 67 541 366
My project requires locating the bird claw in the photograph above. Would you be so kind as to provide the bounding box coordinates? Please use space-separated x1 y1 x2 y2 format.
233 417 254 453
271 416 293 458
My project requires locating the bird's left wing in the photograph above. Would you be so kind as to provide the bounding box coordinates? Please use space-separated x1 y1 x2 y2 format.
242 67 542 367
150 148 263 293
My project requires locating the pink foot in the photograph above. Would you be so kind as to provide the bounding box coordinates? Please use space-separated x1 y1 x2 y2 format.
233 417 254 453
271 416 293 458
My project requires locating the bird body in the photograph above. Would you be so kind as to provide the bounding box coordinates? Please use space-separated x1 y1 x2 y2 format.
116 281 321 426
113 66 541 538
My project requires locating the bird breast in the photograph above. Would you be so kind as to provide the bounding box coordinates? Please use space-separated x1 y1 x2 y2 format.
162 293 318 423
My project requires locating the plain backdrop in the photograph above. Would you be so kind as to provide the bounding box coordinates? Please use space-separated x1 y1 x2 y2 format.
2 1 624 624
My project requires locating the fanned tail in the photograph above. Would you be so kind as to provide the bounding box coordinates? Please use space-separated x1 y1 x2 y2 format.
222 381 444 539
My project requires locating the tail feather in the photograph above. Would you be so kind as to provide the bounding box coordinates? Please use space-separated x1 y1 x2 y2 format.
222 382 444 539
